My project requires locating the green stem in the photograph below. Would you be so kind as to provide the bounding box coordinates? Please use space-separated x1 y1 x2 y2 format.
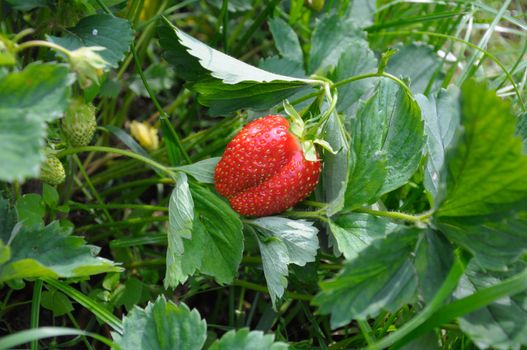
69 202 168 212
15 40 71 56
334 71 413 98
353 208 433 223
57 146 173 177
358 320 376 345
368 251 468 350
30 280 43 350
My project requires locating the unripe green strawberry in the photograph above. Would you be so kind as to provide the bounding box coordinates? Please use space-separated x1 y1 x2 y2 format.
62 98 97 147
40 155 66 186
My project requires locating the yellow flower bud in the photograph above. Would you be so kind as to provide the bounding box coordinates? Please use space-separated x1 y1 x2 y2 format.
130 121 159 151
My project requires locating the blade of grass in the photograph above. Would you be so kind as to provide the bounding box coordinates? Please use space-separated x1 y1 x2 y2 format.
0 327 119 350
30 280 43 350
41 278 123 334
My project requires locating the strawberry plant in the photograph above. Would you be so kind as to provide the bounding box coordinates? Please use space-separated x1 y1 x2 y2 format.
1 0 527 349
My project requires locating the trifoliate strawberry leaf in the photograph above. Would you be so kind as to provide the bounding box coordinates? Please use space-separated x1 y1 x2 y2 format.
158 18 315 115
0 63 72 182
166 184 243 286
454 261 527 350
112 296 207 350
250 217 318 307
328 213 399 260
48 14 133 68
314 227 420 328
210 328 289 350
415 86 460 203
0 221 121 282
438 81 527 217
164 172 194 288
344 79 425 209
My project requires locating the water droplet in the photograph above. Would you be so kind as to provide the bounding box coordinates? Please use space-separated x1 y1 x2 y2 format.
92 29 98 36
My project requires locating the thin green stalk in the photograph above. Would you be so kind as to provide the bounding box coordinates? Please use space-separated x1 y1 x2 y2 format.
353 208 433 223
130 42 191 164
57 146 173 177
66 312 94 350
15 40 71 56
69 202 168 212
232 0 281 56
30 280 43 350
368 251 468 350
334 71 413 98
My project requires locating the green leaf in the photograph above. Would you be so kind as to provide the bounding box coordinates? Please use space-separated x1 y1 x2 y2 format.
42 183 59 208
15 194 45 228
165 172 194 288
41 290 74 317
414 231 454 303
386 43 444 94
268 17 303 64
308 13 364 73
167 184 243 285
158 19 314 115
454 262 527 350
113 296 207 350
207 0 252 12
210 328 289 350
314 227 420 328
438 81 527 217
333 38 378 114
112 277 143 312
329 213 399 260
0 63 72 182
0 221 121 282
174 157 221 184
48 14 133 68
251 217 319 306
191 79 310 116
437 213 527 271
415 86 460 202
344 79 425 208
320 112 348 214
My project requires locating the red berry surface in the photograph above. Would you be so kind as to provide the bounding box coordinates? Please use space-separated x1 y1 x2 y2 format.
214 115 321 217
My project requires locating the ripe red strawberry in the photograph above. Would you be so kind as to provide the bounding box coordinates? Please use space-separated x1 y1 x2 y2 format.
214 115 321 217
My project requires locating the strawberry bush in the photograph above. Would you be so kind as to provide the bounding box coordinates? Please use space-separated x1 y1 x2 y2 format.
1 0 527 349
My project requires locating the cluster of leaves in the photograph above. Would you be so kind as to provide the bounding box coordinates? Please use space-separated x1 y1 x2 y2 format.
1 0 527 349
